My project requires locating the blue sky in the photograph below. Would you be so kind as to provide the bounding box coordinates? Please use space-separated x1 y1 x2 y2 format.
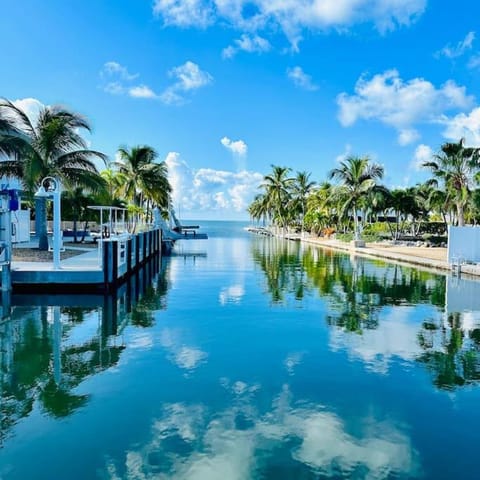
2 0 480 219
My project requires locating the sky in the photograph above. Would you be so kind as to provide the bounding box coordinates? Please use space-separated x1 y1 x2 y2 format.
2 0 480 220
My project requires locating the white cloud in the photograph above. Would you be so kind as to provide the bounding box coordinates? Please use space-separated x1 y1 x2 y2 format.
104 82 125 95
411 144 433 171
12 98 44 124
468 54 480 69
287 66 319 91
436 31 475 59
165 151 262 217
101 61 139 81
220 136 248 156
100 60 211 105
337 69 473 143
161 61 213 105
441 107 480 145
398 128 420 146
153 0 426 49
100 61 158 99
222 34 271 58
128 85 158 98
169 60 213 90
153 0 214 28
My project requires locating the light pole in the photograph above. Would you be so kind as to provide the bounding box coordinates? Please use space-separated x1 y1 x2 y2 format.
35 177 62 269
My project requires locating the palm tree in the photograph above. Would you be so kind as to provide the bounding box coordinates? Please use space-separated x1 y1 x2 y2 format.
115 146 171 222
248 193 270 226
0 98 107 249
328 156 384 241
423 138 480 226
290 171 316 236
262 165 294 232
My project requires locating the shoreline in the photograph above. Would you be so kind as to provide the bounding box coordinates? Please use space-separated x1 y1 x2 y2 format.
256 230 480 279
302 236 451 274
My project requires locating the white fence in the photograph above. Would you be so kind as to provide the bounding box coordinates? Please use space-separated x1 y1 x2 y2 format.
447 226 480 264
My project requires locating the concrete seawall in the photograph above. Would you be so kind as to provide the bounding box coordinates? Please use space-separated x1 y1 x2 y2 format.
10 228 162 292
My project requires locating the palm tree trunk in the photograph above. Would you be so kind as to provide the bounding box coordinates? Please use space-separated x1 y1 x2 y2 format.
36 197 49 251
353 202 360 240
457 202 465 227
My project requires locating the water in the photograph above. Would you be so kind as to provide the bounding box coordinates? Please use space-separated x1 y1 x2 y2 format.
1 220 480 479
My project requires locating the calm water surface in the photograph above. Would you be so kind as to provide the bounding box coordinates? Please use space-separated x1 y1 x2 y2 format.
1 221 480 479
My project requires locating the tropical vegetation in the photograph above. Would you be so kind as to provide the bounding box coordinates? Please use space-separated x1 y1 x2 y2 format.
249 139 480 244
0 98 172 246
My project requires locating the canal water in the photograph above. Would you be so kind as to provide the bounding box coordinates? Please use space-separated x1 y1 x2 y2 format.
1 221 479 479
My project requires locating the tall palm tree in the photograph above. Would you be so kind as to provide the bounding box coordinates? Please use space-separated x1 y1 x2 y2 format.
0 98 107 249
115 146 171 219
262 165 294 231
290 171 316 235
329 156 384 240
423 138 480 226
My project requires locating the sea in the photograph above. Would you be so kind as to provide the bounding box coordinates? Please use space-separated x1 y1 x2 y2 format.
0 220 479 479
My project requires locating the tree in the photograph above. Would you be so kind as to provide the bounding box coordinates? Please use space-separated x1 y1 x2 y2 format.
262 165 294 231
328 156 384 240
0 98 106 249
115 146 171 222
423 138 480 226
290 171 316 235
248 193 270 226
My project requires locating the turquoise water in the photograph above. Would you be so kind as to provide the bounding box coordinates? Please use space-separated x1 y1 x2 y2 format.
1 220 480 479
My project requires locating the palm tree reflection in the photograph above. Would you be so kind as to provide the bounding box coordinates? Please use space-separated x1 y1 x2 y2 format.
252 237 480 389
0 259 170 443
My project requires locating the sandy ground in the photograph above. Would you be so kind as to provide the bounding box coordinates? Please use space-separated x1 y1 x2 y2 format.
12 244 96 262
367 243 447 262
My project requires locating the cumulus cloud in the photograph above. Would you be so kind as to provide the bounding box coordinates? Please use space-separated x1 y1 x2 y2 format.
222 34 271 58
220 136 248 156
165 152 263 218
337 69 473 144
12 97 44 124
436 31 475 59
287 66 319 91
100 61 158 99
160 61 213 105
100 60 212 105
411 144 434 171
398 128 420 146
153 0 214 28
128 85 158 98
153 0 426 50
101 61 139 81
441 107 480 145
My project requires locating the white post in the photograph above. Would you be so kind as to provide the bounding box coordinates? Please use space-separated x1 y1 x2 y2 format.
53 183 62 270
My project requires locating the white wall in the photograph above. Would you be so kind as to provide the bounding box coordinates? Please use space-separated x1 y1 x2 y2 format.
447 226 480 263
11 209 30 243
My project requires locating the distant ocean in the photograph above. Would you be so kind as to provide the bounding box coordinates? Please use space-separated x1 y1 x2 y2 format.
181 219 251 238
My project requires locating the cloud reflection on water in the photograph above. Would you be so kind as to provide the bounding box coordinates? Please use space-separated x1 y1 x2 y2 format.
159 328 208 371
104 384 419 479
